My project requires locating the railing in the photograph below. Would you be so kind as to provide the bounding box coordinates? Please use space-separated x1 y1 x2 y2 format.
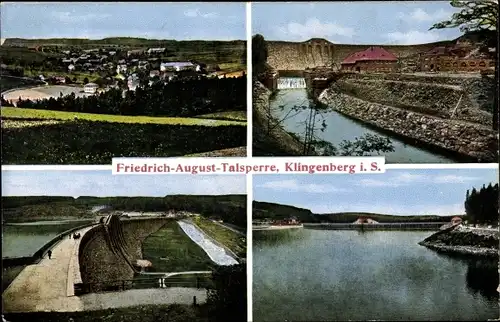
74 274 214 295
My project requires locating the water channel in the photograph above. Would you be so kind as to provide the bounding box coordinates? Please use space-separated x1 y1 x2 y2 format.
253 229 498 321
270 79 459 163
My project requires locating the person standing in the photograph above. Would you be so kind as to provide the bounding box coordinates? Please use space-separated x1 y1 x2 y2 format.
47 250 52 259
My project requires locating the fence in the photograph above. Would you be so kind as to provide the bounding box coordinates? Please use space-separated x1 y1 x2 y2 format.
74 274 214 295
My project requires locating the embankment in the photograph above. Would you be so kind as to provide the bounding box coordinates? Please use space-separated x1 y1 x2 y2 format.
318 78 497 162
78 216 168 293
253 80 310 156
419 225 498 258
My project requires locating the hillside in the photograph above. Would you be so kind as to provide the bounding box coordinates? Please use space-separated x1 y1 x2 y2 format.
2 195 247 227
253 201 460 223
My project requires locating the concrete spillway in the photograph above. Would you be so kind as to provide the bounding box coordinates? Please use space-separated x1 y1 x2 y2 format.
278 77 306 90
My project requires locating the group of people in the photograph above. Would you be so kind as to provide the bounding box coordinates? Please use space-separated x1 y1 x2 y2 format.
46 232 82 260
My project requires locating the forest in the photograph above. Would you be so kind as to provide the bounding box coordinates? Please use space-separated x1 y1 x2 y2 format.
3 76 246 117
464 183 499 225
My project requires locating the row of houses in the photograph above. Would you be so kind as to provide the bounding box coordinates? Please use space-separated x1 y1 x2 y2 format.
339 42 495 74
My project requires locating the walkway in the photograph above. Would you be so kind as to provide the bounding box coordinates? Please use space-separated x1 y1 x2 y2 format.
79 288 207 310
2 226 94 313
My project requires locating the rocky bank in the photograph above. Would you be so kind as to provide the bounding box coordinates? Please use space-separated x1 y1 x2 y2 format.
252 80 310 156
419 225 499 258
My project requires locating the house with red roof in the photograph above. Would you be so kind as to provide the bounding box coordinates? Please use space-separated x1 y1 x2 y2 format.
419 44 494 73
340 47 398 73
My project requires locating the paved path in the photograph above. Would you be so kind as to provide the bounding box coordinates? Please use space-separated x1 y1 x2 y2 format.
2 226 94 313
79 288 207 310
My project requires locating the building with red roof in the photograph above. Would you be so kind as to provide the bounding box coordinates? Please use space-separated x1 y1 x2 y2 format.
419 44 494 73
340 47 398 73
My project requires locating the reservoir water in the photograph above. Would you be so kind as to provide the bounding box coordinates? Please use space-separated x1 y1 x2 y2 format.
270 84 457 163
2 220 94 258
253 229 498 321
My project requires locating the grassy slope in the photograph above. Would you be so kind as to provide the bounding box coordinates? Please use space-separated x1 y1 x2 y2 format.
141 221 214 272
1 107 246 127
193 217 246 258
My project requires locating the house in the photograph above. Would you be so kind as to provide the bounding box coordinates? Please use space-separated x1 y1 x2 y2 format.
127 49 144 57
62 58 73 63
109 51 117 56
419 45 494 72
147 48 166 54
116 64 128 74
451 216 463 225
353 216 379 224
160 62 200 72
341 47 398 73
68 64 75 72
83 82 99 94
149 70 160 78
53 76 66 84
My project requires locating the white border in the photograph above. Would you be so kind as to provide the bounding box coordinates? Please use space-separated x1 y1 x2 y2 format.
246 1 253 159
245 3 253 321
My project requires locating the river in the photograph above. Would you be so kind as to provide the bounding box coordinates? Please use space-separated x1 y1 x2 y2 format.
270 85 458 163
2 220 94 258
253 229 498 321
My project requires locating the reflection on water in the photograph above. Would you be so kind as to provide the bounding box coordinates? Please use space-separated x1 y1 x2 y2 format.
253 229 498 321
270 87 457 163
2 220 93 257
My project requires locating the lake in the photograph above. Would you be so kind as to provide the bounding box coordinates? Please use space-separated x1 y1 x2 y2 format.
253 228 498 321
270 86 459 163
2 220 94 258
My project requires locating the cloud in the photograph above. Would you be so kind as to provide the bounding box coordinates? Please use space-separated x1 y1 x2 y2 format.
2 171 246 197
397 8 451 23
275 18 355 41
257 179 350 194
357 172 479 187
184 8 218 19
309 202 464 217
51 11 111 23
385 30 441 45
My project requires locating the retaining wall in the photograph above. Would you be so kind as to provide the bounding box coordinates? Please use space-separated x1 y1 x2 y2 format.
318 86 498 162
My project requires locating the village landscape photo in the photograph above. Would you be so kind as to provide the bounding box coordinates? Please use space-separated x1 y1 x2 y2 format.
1 171 247 322
252 168 499 321
0 2 247 164
252 1 498 163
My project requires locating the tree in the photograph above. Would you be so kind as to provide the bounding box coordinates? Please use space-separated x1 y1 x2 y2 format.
207 264 246 322
430 0 498 130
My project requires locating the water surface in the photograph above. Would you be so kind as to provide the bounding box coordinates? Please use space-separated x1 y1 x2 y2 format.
253 229 498 321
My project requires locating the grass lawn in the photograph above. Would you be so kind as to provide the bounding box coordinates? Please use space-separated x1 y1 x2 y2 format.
218 62 246 73
142 221 214 273
1 107 246 127
194 111 246 122
193 217 246 259
22 69 99 83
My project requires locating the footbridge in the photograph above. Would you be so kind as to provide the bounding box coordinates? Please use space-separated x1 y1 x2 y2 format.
277 77 306 89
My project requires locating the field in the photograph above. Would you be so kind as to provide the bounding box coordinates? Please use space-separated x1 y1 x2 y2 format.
1 108 247 164
142 221 215 272
194 111 246 122
192 217 246 258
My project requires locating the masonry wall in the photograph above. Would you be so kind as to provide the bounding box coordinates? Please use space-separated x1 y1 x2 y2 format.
78 218 168 292
318 86 497 162
334 78 492 126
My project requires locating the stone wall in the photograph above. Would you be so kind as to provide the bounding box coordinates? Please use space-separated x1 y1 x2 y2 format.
78 218 168 292
319 85 498 162
335 78 492 126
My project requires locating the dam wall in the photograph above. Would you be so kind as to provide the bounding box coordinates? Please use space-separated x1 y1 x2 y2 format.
267 39 448 70
318 84 498 162
77 216 168 293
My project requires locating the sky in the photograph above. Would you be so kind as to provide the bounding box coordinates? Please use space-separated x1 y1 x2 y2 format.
0 2 246 40
1 171 247 197
254 168 498 216
252 1 464 45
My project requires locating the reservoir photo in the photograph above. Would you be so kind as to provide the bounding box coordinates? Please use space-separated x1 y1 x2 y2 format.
253 229 498 321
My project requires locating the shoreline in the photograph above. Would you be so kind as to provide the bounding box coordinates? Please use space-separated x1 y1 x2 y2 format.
253 225 303 231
